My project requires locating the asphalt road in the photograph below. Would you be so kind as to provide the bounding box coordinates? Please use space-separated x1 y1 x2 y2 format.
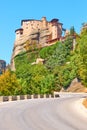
0 96 87 130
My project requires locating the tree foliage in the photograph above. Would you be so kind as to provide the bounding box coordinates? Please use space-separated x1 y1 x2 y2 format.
70 26 76 36
0 70 21 95
75 29 87 86
46 38 73 69
14 37 74 92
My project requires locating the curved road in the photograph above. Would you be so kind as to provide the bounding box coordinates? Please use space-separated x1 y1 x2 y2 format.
0 97 87 130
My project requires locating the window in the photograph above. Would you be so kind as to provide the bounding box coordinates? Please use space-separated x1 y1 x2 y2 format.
20 32 23 35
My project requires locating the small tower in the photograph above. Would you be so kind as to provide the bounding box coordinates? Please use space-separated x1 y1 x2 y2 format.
41 17 47 28
51 19 59 40
15 28 23 41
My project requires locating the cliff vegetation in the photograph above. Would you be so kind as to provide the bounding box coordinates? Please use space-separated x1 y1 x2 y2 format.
0 26 87 95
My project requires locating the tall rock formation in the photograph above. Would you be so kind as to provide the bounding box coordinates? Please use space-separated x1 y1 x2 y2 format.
11 17 65 70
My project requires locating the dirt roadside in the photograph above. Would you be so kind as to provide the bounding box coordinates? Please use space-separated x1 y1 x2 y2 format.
83 98 87 108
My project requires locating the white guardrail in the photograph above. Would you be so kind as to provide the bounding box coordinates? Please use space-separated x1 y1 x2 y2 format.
54 92 87 98
0 92 87 103
0 93 60 102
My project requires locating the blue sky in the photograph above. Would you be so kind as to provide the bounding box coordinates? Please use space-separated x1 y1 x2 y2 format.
0 0 87 64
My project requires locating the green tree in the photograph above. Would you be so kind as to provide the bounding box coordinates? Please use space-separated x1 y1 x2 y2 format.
46 38 73 69
53 63 77 90
70 26 76 36
75 29 87 86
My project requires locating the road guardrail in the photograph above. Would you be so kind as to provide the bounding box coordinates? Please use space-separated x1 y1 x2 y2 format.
0 93 59 102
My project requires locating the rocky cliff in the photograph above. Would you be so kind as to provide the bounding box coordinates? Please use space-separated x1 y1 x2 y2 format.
11 28 50 70
10 17 65 70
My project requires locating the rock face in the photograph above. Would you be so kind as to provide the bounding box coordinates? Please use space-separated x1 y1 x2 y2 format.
11 29 50 70
66 78 87 92
11 17 65 70
31 58 45 65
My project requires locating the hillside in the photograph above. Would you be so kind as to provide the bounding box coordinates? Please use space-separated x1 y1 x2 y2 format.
0 24 87 96
13 28 87 95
